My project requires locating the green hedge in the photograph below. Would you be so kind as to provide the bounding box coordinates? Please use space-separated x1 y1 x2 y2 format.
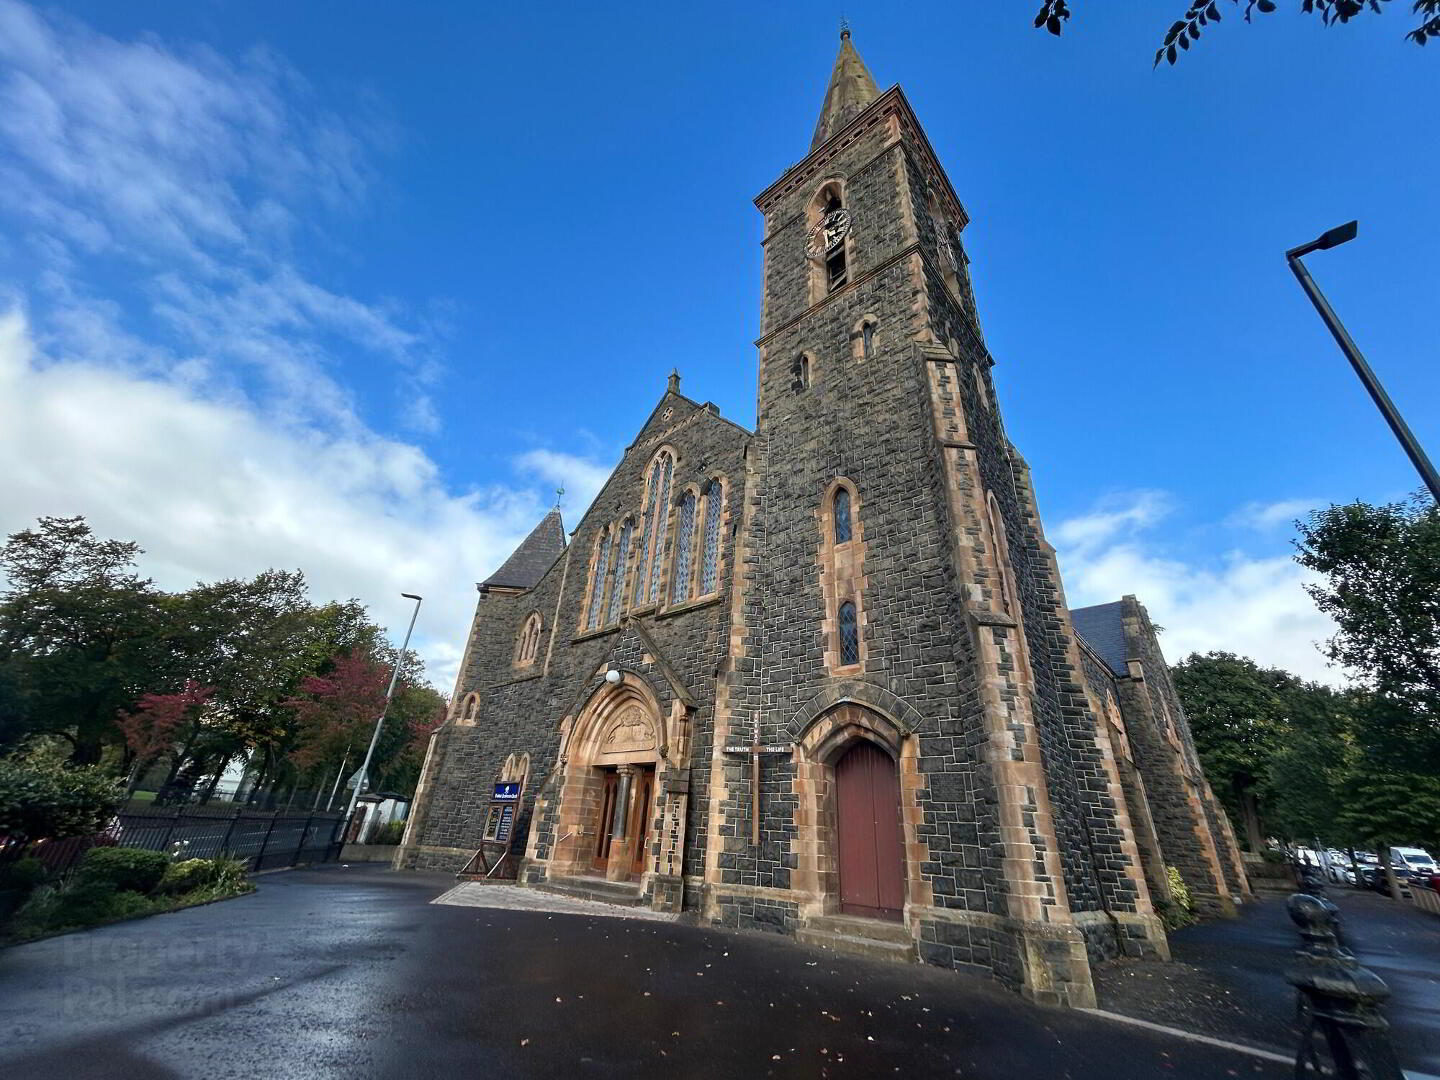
75 847 170 894
0 758 122 842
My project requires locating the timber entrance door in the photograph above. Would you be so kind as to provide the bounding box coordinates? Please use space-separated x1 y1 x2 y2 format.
834 741 906 920
592 769 619 871
629 767 654 874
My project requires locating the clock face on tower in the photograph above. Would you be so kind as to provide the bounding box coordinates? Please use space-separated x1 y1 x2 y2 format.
805 208 852 260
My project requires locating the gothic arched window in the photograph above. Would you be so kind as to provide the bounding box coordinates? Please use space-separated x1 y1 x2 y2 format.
671 492 697 602
822 191 847 292
586 530 612 630
456 692 480 727
606 519 634 624
808 182 850 302
634 450 675 606
833 487 852 544
699 479 723 596
515 611 542 665
862 321 874 359
838 602 859 666
793 353 811 392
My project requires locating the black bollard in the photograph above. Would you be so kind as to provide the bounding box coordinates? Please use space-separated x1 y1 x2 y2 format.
1285 893 1404 1079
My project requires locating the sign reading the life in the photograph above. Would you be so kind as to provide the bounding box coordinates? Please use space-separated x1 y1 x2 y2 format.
492 782 521 802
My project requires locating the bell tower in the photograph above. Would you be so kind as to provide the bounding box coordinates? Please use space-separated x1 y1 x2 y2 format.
707 32 1167 1006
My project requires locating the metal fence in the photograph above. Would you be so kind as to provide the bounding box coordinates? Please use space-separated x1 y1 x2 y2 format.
2 807 345 878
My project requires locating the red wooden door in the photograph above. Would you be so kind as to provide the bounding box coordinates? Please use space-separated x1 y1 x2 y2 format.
835 741 906 920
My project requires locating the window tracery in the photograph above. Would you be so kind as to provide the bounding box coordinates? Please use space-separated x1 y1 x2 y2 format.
833 487 852 544
586 529 612 630
514 612 542 666
671 492 697 602
699 479 723 596
606 519 633 624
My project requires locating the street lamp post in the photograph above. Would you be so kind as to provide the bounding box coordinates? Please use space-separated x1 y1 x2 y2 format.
341 592 423 843
1286 221 1440 503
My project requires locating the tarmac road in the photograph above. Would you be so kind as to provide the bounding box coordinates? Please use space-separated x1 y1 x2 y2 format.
0 866 1288 1079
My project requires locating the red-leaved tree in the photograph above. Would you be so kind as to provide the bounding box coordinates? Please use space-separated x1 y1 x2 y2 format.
286 652 392 777
116 680 215 792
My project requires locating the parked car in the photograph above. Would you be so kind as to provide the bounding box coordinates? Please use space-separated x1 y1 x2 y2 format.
1359 864 1413 898
1390 847 1437 878
1325 851 1355 884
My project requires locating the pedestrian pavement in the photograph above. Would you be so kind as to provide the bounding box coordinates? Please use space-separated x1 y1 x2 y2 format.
1094 885 1440 1077
433 880 680 921
0 864 1290 1079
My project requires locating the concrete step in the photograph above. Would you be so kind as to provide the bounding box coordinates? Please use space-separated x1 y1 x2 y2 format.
796 914 916 964
533 875 645 907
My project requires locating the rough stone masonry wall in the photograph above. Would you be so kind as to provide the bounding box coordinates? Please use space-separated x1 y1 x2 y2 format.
404 393 747 882
1119 598 1249 900
722 111 1011 960
1115 597 1239 916
906 146 1152 967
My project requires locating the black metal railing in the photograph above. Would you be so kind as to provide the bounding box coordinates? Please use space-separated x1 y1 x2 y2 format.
2 807 345 878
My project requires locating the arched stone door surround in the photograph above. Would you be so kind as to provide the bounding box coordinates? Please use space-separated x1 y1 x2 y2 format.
549 673 663 883
792 702 930 922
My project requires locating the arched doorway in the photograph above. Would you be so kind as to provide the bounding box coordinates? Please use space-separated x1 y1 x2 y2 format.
834 740 905 920
550 674 662 884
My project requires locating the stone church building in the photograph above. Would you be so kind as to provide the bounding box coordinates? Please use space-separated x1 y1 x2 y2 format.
399 33 1248 1007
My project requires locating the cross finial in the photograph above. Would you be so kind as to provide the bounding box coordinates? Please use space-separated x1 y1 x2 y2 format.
555 486 564 508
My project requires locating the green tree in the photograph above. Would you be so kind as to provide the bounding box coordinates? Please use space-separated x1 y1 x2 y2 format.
1296 494 1440 745
1033 1 1440 62
1264 685 1354 844
1334 696 1440 896
0 517 171 765
1172 652 1288 850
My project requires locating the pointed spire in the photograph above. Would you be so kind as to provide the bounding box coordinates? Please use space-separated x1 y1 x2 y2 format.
811 26 880 151
668 368 681 394
480 508 567 590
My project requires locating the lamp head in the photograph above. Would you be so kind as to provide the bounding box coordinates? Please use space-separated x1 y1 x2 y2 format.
1287 220 1358 260
1314 220 1358 251
604 668 622 685
401 592 422 601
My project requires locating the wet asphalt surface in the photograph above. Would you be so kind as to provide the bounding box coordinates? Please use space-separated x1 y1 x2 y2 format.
1094 885 1440 1074
0 866 1290 1079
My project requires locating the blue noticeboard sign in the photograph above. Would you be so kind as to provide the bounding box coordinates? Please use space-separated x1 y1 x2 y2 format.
492 782 520 802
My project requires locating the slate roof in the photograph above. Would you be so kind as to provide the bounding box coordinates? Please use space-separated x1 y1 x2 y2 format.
1069 600 1130 677
481 509 566 590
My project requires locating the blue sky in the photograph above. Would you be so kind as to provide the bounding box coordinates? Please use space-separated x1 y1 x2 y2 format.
1 1 1435 689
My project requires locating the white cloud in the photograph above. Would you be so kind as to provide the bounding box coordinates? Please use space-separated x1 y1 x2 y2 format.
0 0 433 433
1054 491 1341 684
1050 490 1172 555
1229 498 1316 532
0 2 592 692
0 305 588 694
514 448 614 519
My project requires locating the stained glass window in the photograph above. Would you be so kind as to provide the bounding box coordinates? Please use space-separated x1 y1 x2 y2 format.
607 520 633 624
671 493 696 602
833 487 852 543
586 531 611 630
839 601 859 666
647 455 674 603
699 480 722 595
633 459 661 604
